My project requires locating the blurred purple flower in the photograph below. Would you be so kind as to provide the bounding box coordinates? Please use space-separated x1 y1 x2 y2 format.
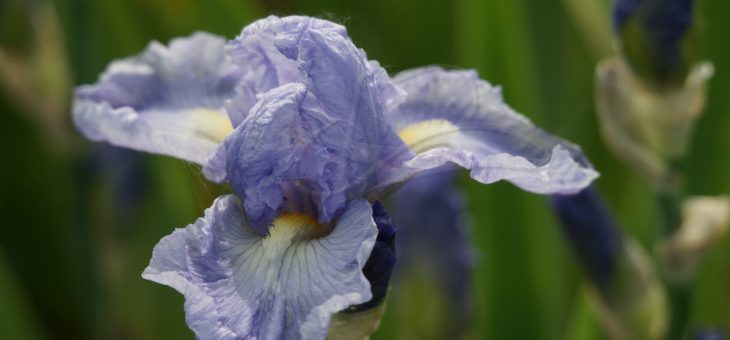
73 15 598 339
550 186 623 292
694 329 726 340
79 145 146 227
392 167 473 335
613 0 696 84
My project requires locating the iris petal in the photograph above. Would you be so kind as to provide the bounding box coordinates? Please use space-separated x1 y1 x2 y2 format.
73 32 241 165
204 16 410 229
143 195 378 340
223 15 348 126
378 66 598 195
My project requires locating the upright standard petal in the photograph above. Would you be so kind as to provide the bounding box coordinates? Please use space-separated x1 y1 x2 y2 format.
73 32 241 165
379 67 598 195
143 195 378 340
223 16 404 126
223 15 347 126
204 16 410 229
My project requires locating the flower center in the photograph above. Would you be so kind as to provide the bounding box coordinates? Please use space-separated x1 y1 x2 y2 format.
262 213 325 260
187 108 234 142
398 119 459 154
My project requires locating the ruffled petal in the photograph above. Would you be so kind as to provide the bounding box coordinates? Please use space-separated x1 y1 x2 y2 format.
204 16 410 229
73 32 241 165
143 195 378 340
223 15 347 126
209 84 309 228
378 67 598 195
224 16 404 123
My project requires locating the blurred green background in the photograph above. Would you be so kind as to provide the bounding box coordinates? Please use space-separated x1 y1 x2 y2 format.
1 0 729 339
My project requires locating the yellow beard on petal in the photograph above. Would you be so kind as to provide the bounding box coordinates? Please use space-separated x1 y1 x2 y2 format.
398 119 459 154
187 108 234 143
262 213 322 261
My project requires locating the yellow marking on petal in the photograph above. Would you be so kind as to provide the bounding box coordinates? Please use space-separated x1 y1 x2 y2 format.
398 119 459 154
188 109 234 143
262 213 322 261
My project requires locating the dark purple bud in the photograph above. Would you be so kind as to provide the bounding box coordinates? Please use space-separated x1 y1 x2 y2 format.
550 186 623 293
613 0 697 86
346 201 397 312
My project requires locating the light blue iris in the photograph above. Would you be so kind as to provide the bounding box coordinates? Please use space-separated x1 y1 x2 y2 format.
73 15 598 339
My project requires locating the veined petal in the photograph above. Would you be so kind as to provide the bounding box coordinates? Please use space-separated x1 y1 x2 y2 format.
223 15 348 126
369 59 407 116
143 195 378 340
379 67 598 195
209 84 309 228
205 16 410 229
73 32 241 165
224 16 404 123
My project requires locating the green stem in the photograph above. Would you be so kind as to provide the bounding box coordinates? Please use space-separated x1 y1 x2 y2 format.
666 282 693 340
657 188 682 237
657 158 691 340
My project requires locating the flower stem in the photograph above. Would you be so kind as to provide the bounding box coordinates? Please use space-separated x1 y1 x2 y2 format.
658 159 691 340
657 188 682 237
666 281 693 340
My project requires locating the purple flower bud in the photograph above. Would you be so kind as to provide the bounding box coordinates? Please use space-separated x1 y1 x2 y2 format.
551 187 623 292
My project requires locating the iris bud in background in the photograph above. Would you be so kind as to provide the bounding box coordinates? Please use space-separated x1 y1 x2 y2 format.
0 0 72 149
595 0 713 186
552 187 668 340
613 0 697 88
594 240 668 340
595 58 712 187
657 196 730 282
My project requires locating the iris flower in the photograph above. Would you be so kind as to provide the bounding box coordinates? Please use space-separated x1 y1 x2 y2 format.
73 15 597 339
